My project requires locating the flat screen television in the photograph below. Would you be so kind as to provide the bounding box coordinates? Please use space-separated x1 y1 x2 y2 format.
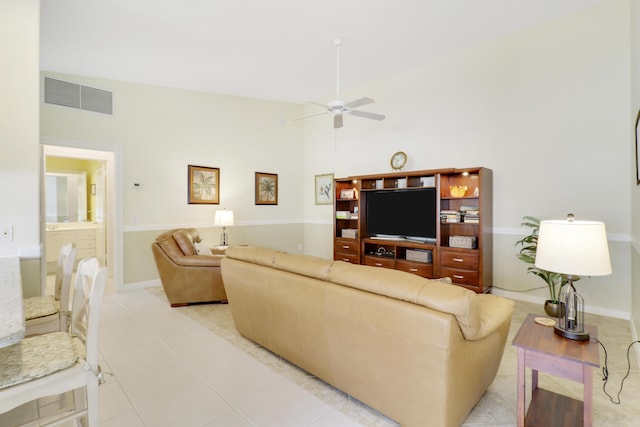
365 188 437 242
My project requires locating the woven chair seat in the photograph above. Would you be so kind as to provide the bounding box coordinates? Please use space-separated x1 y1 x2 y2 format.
0 332 78 389
23 295 58 320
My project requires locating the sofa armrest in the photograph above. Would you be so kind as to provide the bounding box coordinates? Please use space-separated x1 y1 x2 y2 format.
470 294 515 340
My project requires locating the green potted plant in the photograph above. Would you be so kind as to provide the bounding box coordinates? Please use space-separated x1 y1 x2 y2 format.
515 216 576 317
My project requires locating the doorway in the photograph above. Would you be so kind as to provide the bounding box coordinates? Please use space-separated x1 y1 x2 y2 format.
41 143 118 291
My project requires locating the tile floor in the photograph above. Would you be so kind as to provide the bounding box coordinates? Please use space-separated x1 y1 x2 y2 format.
1 279 638 427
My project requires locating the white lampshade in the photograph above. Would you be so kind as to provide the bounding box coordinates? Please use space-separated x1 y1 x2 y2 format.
535 218 611 276
214 210 234 227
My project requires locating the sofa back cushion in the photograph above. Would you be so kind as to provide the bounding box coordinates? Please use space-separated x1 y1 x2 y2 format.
225 246 279 267
274 252 333 281
328 261 481 340
224 246 496 340
172 229 200 256
225 246 333 281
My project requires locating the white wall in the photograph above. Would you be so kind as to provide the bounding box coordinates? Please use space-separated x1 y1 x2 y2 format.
0 0 40 262
304 0 633 318
41 73 305 287
630 0 640 342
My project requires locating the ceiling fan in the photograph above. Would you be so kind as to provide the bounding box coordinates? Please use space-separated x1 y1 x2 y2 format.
294 38 386 129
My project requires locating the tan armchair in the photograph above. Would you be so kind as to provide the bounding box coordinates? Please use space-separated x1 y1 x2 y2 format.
151 228 227 307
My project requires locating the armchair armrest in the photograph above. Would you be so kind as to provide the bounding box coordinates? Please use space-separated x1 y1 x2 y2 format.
172 255 224 268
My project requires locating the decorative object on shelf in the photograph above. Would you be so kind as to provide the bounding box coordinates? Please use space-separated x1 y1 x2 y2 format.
449 185 467 198
339 188 357 200
255 172 278 205
390 151 407 171
406 249 432 264
188 165 219 204
449 235 477 249
535 214 611 341
213 209 234 246
341 229 357 239
515 216 575 318
315 173 334 205
420 176 435 187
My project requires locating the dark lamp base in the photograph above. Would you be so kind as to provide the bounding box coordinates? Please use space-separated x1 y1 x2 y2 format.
554 325 590 341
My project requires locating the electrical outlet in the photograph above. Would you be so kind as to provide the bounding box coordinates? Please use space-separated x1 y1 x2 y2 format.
0 225 13 242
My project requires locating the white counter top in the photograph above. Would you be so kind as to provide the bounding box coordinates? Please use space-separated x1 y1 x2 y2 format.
46 222 97 231
0 257 25 348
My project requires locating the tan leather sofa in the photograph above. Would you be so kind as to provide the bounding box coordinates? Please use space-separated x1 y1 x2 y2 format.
221 246 514 427
151 228 226 307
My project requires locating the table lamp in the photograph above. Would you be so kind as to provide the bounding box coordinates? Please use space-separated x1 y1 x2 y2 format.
534 214 611 341
214 209 234 246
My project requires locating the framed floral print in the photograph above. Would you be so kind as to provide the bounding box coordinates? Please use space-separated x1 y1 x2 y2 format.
188 165 219 204
315 173 334 205
255 172 278 205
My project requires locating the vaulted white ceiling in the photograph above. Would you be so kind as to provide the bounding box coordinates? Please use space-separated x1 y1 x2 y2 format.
41 0 608 103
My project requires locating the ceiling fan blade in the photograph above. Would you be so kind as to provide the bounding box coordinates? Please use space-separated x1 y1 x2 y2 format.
292 111 329 121
301 99 331 110
344 97 374 109
334 113 343 129
348 110 386 121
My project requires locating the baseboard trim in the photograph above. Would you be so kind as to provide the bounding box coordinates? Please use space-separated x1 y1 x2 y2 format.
491 288 630 320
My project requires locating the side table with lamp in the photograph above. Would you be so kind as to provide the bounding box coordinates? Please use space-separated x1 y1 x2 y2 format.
213 209 234 248
512 214 612 427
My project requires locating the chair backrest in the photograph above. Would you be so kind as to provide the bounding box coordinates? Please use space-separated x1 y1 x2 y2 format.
70 257 107 374
54 243 77 311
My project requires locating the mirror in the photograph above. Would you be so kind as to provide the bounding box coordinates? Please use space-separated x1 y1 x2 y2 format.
45 172 87 223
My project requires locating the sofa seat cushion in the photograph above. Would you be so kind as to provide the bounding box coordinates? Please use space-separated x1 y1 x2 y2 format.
0 332 78 389
23 295 58 320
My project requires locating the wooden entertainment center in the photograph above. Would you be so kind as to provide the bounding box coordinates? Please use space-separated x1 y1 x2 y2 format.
333 167 492 293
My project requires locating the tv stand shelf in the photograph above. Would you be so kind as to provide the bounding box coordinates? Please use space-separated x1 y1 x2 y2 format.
334 167 492 293
362 238 436 278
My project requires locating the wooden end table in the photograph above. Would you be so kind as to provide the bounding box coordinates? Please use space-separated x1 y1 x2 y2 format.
512 313 599 427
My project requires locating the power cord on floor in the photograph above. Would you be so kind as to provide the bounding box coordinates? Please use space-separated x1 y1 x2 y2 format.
590 337 640 404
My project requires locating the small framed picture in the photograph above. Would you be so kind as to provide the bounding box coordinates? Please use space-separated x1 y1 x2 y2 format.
188 165 219 204
255 172 278 205
315 173 334 205
339 188 357 200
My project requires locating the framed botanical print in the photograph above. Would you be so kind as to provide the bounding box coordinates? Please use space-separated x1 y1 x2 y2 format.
255 172 278 205
188 165 219 204
315 173 334 205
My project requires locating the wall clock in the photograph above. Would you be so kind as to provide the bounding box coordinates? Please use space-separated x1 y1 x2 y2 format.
390 151 407 171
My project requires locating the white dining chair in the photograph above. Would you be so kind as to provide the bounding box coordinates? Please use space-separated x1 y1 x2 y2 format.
24 243 77 335
0 257 106 426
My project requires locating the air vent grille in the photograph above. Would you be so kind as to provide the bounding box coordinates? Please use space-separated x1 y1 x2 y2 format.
44 78 80 109
44 77 113 115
